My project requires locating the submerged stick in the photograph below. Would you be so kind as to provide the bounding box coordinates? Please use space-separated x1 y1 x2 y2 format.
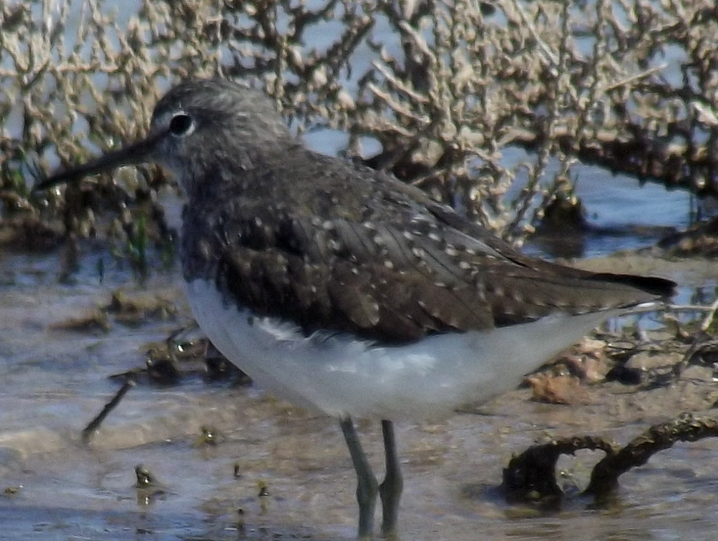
585 413 718 496
81 377 136 443
503 435 617 502
503 413 718 503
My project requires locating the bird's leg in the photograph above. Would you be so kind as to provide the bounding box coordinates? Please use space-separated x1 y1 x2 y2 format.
379 419 403 538
340 417 378 539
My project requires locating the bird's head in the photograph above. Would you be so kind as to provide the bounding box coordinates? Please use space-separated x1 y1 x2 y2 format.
35 79 291 196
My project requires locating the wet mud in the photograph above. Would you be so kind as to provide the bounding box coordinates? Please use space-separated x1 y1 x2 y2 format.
1 252 718 540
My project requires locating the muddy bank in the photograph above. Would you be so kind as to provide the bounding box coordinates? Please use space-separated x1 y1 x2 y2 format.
1 252 717 540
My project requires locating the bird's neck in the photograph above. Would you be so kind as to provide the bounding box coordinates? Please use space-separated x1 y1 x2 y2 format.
182 140 301 205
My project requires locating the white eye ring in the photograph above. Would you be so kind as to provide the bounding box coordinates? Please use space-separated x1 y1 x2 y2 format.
168 112 195 137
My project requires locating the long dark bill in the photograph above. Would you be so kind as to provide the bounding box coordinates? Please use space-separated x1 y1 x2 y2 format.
34 129 165 192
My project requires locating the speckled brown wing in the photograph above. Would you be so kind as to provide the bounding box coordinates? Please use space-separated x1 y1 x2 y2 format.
381 173 675 300
179 143 674 345
184 191 672 345
203 218 495 344
423 197 674 295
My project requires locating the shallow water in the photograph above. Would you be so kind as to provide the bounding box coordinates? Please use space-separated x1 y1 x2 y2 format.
2 250 718 541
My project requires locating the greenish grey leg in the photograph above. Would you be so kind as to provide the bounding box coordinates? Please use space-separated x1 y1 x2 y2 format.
379 419 403 538
341 417 379 539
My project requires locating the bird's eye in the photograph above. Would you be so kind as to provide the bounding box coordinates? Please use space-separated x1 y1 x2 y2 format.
169 113 194 137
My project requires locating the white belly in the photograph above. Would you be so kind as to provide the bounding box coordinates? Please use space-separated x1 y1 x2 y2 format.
187 279 617 421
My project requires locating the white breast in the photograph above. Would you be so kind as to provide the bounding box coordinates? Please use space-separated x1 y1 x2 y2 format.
186 279 618 421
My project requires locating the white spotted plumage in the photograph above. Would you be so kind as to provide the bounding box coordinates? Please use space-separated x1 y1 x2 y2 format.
187 279 637 421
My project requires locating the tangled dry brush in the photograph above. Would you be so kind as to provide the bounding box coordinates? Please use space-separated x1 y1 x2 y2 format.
1 0 718 248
